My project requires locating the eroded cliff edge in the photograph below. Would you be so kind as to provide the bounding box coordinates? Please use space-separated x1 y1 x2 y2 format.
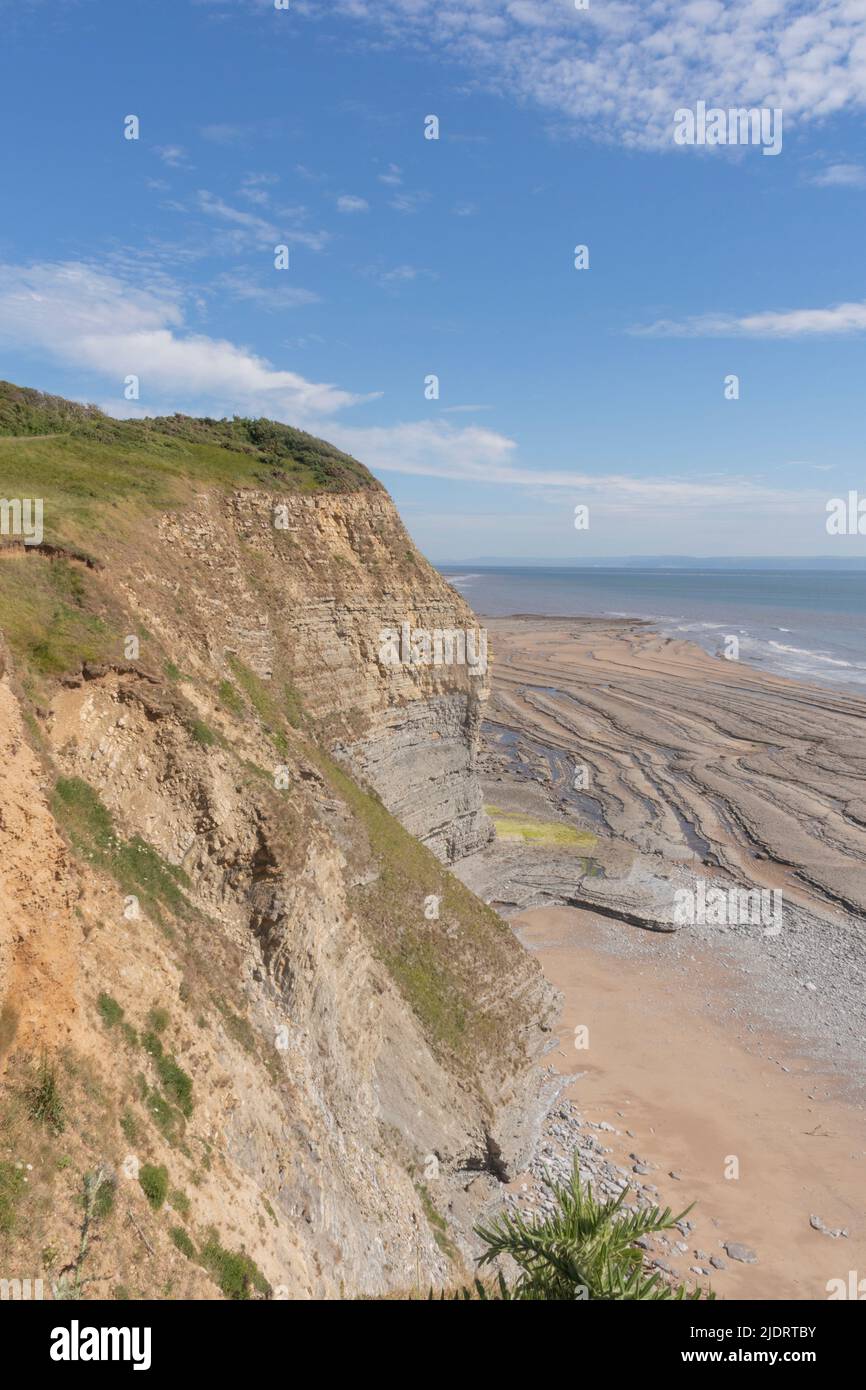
0 383 558 1299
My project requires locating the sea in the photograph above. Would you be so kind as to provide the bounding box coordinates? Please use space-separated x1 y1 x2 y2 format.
438 566 866 691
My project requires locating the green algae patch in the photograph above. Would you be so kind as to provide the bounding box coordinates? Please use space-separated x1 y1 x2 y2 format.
486 806 596 849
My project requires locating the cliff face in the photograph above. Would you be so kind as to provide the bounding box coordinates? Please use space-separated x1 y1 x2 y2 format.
155 488 494 863
0 384 556 1300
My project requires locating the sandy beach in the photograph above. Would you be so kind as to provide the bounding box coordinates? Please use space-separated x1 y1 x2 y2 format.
458 616 866 1299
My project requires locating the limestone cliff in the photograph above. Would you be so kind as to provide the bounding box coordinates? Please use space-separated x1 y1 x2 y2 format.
155 487 495 863
0 383 557 1300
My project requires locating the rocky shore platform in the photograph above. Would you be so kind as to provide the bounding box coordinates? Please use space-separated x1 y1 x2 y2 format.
461 617 866 1300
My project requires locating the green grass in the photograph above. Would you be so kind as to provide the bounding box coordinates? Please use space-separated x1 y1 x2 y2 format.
0 379 379 693
170 1226 196 1260
225 655 302 750
306 745 527 1074
212 995 258 1057
120 1108 140 1144
0 1160 26 1235
142 1033 193 1117
94 1178 115 1221
145 1089 183 1145
199 1234 271 1301
283 680 305 730
416 1184 459 1263
138 1163 169 1210
0 381 378 546
218 680 245 717
190 718 217 748
97 993 124 1028
0 555 114 677
25 1055 65 1134
155 1056 192 1117
51 776 191 922
170 1188 191 1220
147 1007 170 1035
97 994 138 1046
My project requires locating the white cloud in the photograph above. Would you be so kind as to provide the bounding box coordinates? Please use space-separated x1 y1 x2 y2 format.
238 174 280 206
196 190 331 251
156 145 190 169
295 163 328 183
0 261 371 424
378 163 403 185
288 0 866 150
214 271 320 309
327 419 821 517
389 190 430 214
810 162 866 187
336 194 370 213
328 421 518 482
200 122 249 145
197 189 279 243
632 301 866 338
362 262 431 288
0 259 830 538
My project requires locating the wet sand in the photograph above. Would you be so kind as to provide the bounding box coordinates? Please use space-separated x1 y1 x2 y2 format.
513 906 866 1301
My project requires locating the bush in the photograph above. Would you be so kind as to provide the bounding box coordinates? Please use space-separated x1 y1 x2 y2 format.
138 1164 169 1211
145 1090 180 1145
453 1158 711 1301
25 1055 65 1134
170 1188 191 1219
143 1033 192 1117
155 1056 193 1117
199 1235 271 1301
170 1226 196 1259
120 1108 139 1144
97 993 124 1028
94 1176 115 1221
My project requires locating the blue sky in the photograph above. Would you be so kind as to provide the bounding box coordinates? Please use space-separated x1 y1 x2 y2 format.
1 0 865 559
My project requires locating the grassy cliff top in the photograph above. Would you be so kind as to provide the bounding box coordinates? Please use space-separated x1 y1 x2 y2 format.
0 380 380 514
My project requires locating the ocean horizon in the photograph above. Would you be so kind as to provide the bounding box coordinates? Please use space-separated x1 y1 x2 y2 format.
439 565 866 691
